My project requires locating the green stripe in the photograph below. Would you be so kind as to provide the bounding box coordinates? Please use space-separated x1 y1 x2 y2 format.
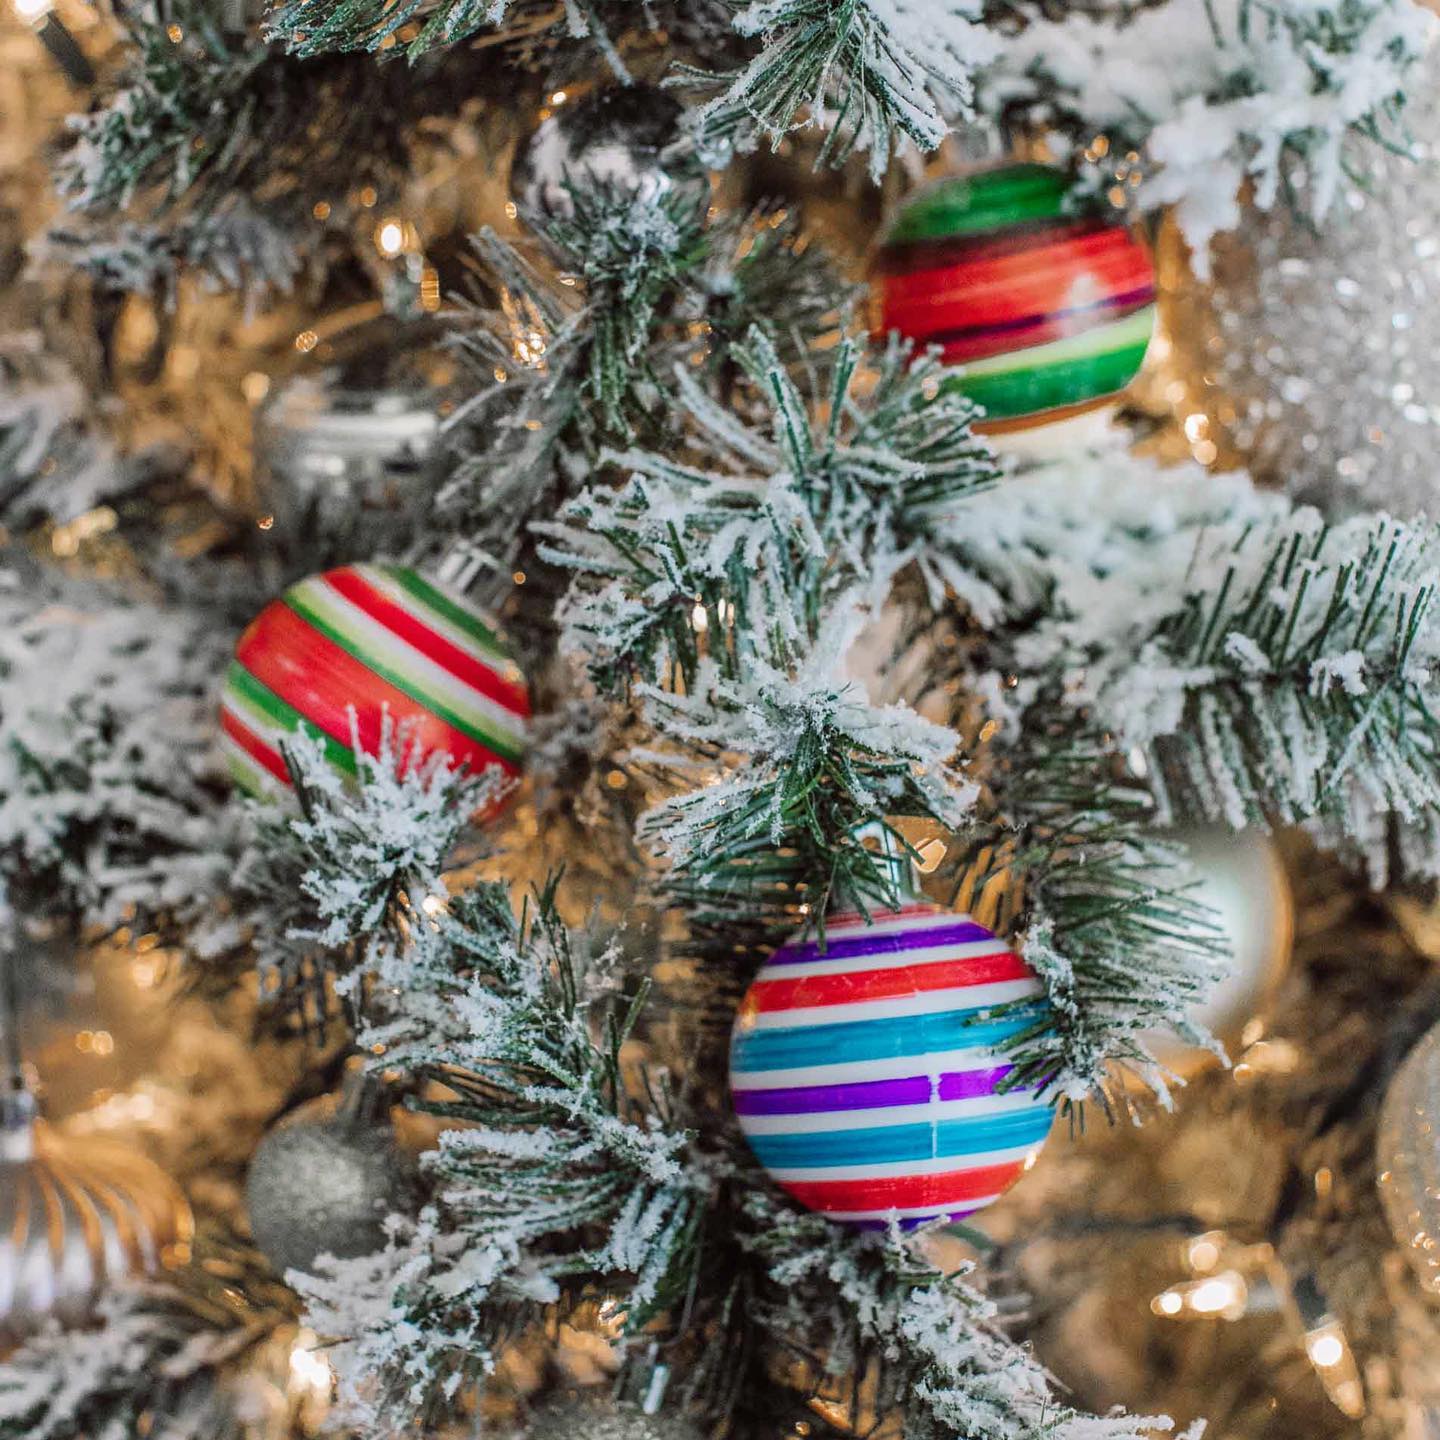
282 595 525 766
959 305 1155 380
946 337 1152 420
375 565 509 661
223 661 358 776
885 164 1072 246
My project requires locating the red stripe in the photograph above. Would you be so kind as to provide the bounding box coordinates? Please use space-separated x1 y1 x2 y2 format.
878 231 1153 343
781 1160 1029 1213
749 951 1031 1012
324 568 530 718
220 706 292 786
822 903 940 930
235 601 521 780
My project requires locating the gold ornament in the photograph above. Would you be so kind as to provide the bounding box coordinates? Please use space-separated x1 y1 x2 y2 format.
0 1082 192 1334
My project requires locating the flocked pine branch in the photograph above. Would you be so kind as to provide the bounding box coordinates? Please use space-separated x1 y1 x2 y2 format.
0 556 235 935
737 1192 1193 1440
234 724 506 1019
982 0 1436 267
943 452 1440 877
289 872 706 1435
538 328 993 910
683 0 1000 179
438 194 853 606
48 0 486 293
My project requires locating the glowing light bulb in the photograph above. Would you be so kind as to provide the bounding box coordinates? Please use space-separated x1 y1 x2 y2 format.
375 219 405 257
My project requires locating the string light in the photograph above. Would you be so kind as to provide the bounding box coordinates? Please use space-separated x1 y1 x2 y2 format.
374 218 405 258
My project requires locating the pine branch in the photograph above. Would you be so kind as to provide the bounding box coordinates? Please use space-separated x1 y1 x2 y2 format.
292 874 707 1435
982 0 1435 266
683 0 999 180
49 0 489 293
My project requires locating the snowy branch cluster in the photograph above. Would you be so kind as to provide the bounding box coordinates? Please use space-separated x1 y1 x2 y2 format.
984 0 1436 266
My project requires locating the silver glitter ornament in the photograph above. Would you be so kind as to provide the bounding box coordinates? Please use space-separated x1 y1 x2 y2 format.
1378 1022 1440 1295
254 313 450 559
1156 53 1440 518
510 86 696 221
0 1079 192 1334
245 1070 417 1278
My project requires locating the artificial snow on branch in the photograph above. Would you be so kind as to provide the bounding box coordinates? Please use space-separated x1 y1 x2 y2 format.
0 558 233 933
983 0 1436 267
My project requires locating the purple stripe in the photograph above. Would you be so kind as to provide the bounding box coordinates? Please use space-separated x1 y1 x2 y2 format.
920 286 1156 348
853 1208 984 1231
767 920 998 968
732 1066 1016 1116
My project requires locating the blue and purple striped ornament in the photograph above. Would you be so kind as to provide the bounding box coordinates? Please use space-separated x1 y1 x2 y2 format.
730 903 1053 1228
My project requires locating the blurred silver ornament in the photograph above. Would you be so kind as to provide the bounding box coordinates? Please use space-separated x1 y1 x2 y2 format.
254 312 451 559
1155 52 1440 517
1145 826 1293 1070
1378 1022 1440 1295
0 1078 192 1334
511 86 696 221
245 1069 417 1278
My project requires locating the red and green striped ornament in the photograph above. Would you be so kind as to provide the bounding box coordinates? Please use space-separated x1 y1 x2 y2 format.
220 563 530 801
871 162 1156 435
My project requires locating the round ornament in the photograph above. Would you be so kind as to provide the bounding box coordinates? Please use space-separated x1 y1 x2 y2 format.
1378 1022 1440 1295
220 562 530 800
0 1083 192 1334
730 903 1053 1228
511 85 694 221
245 1072 418 1278
1145 827 1293 1069
254 314 449 562
871 162 1156 437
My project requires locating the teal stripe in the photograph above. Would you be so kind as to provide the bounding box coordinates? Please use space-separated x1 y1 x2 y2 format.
743 1107 1053 1171
730 1005 1047 1075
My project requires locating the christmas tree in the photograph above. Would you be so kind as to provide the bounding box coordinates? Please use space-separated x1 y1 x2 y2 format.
3 0 1440 1436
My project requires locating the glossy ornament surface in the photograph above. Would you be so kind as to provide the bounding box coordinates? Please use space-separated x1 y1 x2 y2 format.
220 563 530 799
730 903 1053 1228
1378 1021 1440 1295
0 1086 192 1334
871 163 1156 434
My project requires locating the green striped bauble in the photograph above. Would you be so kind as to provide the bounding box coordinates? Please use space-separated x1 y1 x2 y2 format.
220 563 530 801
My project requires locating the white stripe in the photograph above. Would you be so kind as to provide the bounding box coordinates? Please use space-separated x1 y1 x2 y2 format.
733 1048 1012 1090
220 733 291 799
221 690 295 754
355 564 513 671
812 908 978 941
743 978 1042 1030
821 1195 1006 1222
735 1091 1042 1137
301 577 527 746
757 936 1017 980
766 1139 1044 1184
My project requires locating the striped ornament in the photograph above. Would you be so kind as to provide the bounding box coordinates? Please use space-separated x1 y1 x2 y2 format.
730 903 1053 1229
221 563 530 800
871 162 1156 434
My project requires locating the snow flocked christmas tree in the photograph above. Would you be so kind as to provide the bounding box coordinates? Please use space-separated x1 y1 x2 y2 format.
3 0 1440 1437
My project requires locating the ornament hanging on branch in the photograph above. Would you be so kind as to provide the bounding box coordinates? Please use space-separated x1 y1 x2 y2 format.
220 561 530 801
1378 1021 1440 1296
1146 826 1293 1070
510 85 701 222
253 311 450 564
730 895 1053 1229
871 162 1156 448
0 1077 192 1335
245 1068 419 1279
